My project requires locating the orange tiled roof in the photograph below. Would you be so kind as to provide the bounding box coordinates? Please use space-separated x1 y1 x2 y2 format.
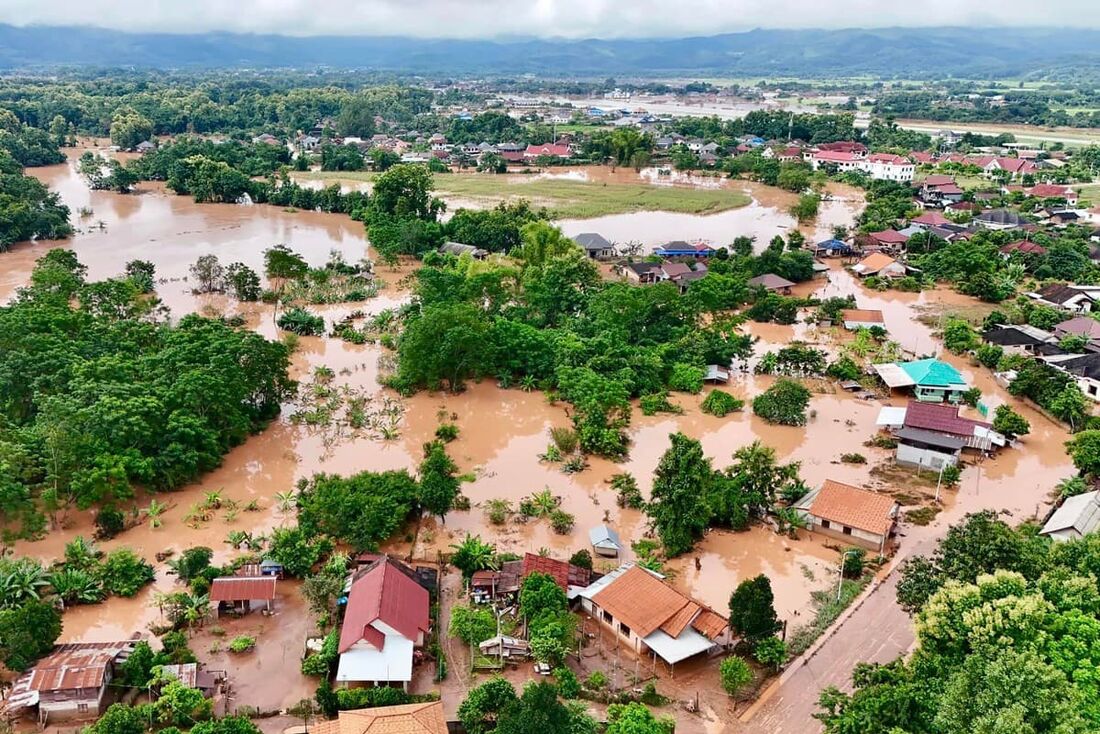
660 600 701 638
591 566 727 641
691 609 729 640
310 702 447 734
810 480 897 536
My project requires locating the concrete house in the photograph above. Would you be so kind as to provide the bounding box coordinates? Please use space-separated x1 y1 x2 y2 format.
794 480 899 552
571 232 615 260
1053 316 1100 348
1041 352 1100 401
894 427 964 470
839 309 885 330
747 273 796 294
336 557 430 691
975 209 1026 230
872 359 969 403
982 324 1056 355
1040 491 1100 542
575 564 728 671
1030 285 1097 314
876 400 1006 453
851 253 906 279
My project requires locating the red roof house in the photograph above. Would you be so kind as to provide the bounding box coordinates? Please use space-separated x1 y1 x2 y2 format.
520 552 592 590
1000 240 1048 256
1026 184 1077 203
910 211 951 227
524 143 572 159
336 557 430 689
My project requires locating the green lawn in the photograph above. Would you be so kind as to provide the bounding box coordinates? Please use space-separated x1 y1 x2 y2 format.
301 170 752 219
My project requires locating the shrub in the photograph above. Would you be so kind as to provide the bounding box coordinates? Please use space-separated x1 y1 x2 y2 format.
301 653 331 677
668 363 705 393
960 387 982 407
825 357 862 382
840 452 866 464
449 605 496 646
435 423 459 442
941 464 962 486
842 548 866 578
569 549 593 570
554 667 581 699
94 508 126 539
752 379 811 426
611 473 645 509
549 509 575 534
640 391 682 416
975 343 1003 368
584 671 608 690
485 498 511 525
277 307 324 336
549 426 579 455
98 548 156 597
700 390 744 417
943 318 978 354
719 656 753 696
228 636 256 653
754 636 787 669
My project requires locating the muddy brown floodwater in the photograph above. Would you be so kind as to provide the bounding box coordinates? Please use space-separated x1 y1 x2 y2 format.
4 149 1077 730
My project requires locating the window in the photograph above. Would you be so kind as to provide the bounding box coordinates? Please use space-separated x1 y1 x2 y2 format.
602 610 612 624
821 519 831 529
619 622 631 638
77 703 89 713
842 526 853 535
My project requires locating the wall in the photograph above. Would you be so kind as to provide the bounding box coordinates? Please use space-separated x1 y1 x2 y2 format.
806 518 885 551
896 442 959 469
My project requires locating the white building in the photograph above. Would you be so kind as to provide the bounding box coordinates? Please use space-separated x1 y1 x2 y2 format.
1041 491 1100 541
809 151 914 182
794 480 899 552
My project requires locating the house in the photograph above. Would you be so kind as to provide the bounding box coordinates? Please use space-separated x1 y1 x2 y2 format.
478 636 530 661
309 701 447 734
1031 284 1096 313
524 143 572 160
839 309 885 330
572 232 615 260
910 211 952 229
1040 491 1100 541
4 641 138 721
983 324 1056 355
1026 184 1078 205
862 229 910 252
1053 316 1100 345
336 557 430 691
876 400 1005 452
589 525 623 558
671 268 708 292
653 241 715 258
810 238 854 258
135 140 155 154
816 141 867 155
894 427 965 470
519 552 592 592
155 663 223 698
1000 240 1048 258
439 242 488 260
863 153 914 182
872 358 969 403
975 209 1026 230
622 262 662 284
1047 210 1082 227
747 273 795 294
209 576 276 617
1042 352 1100 401
793 480 899 552
851 253 906 279
575 564 728 670
659 261 693 282
944 200 977 215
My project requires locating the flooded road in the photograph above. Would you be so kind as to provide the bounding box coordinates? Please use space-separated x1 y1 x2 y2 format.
3 149 1077 730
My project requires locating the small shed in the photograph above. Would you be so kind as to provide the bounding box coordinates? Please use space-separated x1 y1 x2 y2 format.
589 525 623 557
478 636 530 661
704 364 730 383
209 576 277 617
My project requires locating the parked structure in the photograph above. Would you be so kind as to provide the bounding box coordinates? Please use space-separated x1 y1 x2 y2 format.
575 564 728 670
336 557 430 691
589 525 623 557
794 480 899 552
209 576 276 617
1040 491 1100 541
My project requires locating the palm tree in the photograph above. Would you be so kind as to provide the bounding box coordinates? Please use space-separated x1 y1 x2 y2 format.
274 490 296 516
49 568 105 606
183 593 210 631
449 534 498 579
63 536 101 571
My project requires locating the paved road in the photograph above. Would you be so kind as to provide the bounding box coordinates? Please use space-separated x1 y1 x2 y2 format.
738 567 915 733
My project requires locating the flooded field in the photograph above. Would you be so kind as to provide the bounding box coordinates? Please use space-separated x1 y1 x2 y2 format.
4 149 1077 730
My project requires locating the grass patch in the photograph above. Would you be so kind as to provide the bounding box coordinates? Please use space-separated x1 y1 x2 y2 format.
300 170 752 219
787 575 872 657
904 506 941 526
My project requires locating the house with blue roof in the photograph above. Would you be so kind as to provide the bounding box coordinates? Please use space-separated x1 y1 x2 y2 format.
872 358 969 403
653 241 716 258
811 238 854 257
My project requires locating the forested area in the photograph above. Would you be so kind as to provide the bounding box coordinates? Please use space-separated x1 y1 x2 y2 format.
818 511 1100 734
0 109 71 250
875 89 1100 128
0 251 295 540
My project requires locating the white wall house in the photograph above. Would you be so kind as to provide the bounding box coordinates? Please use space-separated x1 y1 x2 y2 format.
794 480 899 552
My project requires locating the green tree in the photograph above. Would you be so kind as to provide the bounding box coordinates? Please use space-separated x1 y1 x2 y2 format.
450 534 498 579
85 703 149 734
719 656 754 696
449 604 496 646
395 303 490 392
647 432 713 556
496 681 574 734
605 702 674 734
728 574 780 641
992 404 1030 441
369 163 442 220
0 599 61 671
153 678 213 727
752 378 811 426
1067 430 1100 477
418 440 459 520
458 677 518 734
110 107 154 150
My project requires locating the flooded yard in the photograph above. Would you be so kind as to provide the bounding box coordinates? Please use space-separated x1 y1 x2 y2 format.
4 148 1076 732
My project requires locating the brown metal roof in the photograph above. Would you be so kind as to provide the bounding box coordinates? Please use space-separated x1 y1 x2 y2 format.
209 576 277 602
809 480 898 536
26 642 135 693
839 308 884 324
521 553 591 590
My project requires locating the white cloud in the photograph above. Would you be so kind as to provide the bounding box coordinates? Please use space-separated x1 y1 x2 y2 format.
1 0 1097 37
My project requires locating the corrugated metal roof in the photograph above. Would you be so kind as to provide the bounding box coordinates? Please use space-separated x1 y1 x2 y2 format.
209 576 276 602
339 558 430 654
895 427 966 451
310 701 447 734
521 553 591 590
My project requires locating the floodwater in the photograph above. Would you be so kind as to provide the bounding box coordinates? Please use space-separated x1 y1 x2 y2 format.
3 147 1077 722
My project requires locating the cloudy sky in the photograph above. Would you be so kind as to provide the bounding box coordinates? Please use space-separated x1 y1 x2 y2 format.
1 0 1096 38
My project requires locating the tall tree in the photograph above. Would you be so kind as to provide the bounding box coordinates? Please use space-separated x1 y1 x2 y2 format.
418 440 459 520
647 432 713 556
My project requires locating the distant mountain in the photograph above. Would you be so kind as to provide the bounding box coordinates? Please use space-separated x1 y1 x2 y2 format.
2 25 1099 78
